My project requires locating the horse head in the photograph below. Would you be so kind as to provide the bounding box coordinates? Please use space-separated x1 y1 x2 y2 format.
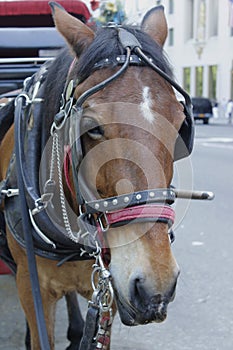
50 2 187 326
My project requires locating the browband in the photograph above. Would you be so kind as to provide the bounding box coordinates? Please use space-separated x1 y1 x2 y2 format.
94 54 145 69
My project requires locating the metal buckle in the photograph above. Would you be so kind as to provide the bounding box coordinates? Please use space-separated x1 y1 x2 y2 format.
97 213 110 233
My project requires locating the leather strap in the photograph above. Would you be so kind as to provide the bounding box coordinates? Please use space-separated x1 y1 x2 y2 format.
106 204 175 227
14 94 50 350
96 204 175 232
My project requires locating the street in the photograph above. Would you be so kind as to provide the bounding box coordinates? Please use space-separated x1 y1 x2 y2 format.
1 117 233 350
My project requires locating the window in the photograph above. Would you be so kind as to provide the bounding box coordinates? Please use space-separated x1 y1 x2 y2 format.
183 67 191 94
209 0 218 37
185 0 194 40
195 66 203 97
196 0 206 42
168 28 174 46
208 65 217 100
169 0 174 14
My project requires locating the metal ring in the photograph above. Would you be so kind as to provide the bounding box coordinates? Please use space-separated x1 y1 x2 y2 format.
14 93 31 107
91 265 102 291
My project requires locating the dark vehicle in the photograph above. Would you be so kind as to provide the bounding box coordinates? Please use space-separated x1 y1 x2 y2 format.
192 97 213 124
0 0 91 95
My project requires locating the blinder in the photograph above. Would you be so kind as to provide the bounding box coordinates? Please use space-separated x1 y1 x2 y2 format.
174 101 194 161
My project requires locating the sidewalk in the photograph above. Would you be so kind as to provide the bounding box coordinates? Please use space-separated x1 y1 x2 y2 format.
0 274 25 350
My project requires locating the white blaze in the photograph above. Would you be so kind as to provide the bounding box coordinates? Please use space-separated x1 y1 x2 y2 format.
140 86 154 123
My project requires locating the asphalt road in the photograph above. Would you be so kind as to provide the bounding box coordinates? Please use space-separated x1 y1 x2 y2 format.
1 117 233 350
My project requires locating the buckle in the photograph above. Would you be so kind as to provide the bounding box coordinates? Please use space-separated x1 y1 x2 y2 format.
97 213 110 232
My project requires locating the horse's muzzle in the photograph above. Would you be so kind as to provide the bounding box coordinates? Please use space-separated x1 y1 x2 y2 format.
116 294 170 326
114 276 177 326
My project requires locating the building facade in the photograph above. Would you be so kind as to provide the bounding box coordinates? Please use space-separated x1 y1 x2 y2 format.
159 0 233 104
86 0 233 103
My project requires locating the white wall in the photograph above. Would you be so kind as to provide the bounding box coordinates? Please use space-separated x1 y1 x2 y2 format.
83 0 233 102
161 0 233 102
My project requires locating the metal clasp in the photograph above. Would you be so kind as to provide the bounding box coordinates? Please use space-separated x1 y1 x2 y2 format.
31 193 54 215
90 245 114 313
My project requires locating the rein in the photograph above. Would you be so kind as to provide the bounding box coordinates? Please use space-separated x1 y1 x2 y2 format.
14 82 51 350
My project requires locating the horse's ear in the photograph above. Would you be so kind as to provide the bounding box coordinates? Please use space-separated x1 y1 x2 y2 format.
141 5 168 47
49 2 95 56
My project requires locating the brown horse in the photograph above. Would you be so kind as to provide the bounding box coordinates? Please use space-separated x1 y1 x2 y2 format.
0 3 195 349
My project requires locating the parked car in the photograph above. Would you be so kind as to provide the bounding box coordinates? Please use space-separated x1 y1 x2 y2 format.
191 97 213 124
0 0 91 95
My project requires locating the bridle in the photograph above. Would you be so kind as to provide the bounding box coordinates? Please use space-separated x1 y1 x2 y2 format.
11 24 213 262
50 26 194 244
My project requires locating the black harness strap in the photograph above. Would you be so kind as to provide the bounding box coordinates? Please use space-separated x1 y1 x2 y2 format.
78 305 99 350
14 96 50 350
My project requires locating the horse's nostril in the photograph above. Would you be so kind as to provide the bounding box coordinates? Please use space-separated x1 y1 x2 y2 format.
129 273 147 305
129 272 178 309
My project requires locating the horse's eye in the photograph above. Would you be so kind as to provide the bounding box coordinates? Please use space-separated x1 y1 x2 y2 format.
82 117 104 140
87 125 104 140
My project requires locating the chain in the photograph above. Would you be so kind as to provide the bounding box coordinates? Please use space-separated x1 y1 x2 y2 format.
50 132 83 243
34 126 99 253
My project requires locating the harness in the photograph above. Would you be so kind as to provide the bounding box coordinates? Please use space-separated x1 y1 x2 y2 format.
0 26 214 350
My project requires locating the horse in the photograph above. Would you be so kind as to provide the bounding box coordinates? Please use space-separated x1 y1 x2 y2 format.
0 2 196 349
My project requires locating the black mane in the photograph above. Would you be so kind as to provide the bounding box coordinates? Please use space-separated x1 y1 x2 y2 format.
76 25 173 83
